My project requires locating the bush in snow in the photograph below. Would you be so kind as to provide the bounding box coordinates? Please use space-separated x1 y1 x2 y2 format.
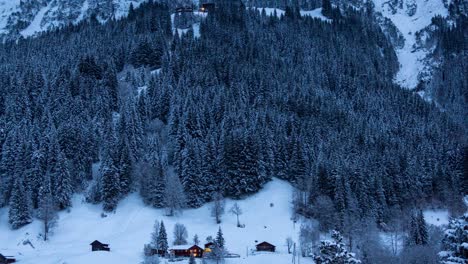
314 230 361 264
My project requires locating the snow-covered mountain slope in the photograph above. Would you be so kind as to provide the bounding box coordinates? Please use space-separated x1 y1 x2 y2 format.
0 0 148 40
372 0 449 89
0 179 313 264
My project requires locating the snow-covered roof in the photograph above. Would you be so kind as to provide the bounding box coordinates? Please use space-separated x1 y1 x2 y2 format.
169 245 199 250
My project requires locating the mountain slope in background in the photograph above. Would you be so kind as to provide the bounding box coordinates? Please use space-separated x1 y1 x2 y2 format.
0 0 148 40
372 0 449 90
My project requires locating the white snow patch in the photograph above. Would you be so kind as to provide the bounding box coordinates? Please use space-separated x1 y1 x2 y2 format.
254 7 331 22
171 12 207 39
0 179 313 264
75 0 90 24
423 209 449 226
301 8 332 22
254 7 285 17
372 0 448 89
137 85 147 95
20 2 53 37
150 69 161 75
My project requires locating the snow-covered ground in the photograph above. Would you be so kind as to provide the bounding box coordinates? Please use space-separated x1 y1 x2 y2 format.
171 12 207 38
20 2 53 37
0 179 313 264
423 209 449 226
372 0 448 89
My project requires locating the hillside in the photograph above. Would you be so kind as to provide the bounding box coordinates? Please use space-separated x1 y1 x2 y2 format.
0 179 312 264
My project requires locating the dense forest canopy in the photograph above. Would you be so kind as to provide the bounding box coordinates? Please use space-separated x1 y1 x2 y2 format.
0 1 465 232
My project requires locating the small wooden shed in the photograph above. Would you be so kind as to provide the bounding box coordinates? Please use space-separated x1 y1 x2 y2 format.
256 241 276 252
90 240 110 252
0 254 16 264
170 245 204 258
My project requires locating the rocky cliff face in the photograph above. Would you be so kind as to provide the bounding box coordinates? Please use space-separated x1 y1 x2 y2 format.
0 0 148 41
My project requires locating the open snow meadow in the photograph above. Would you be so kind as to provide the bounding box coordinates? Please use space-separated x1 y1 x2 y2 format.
0 179 313 264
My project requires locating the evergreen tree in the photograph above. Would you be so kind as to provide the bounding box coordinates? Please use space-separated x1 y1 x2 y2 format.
407 210 428 246
439 214 468 264
101 150 120 212
215 226 225 248
157 221 169 252
8 178 32 229
53 150 73 210
150 220 160 248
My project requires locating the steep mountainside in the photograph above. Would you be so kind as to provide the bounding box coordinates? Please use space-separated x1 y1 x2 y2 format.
0 0 148 40
371 0 449 89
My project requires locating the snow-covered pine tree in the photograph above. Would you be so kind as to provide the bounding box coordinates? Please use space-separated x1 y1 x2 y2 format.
157 221 169 253
314 230 361 264
53 150 72 210
407 210 428 246
180 138 204 208
8 178 32 229
118 139 132 195
215 226 225 249
101 148 121 212
150 220 160 249
439 214 468 264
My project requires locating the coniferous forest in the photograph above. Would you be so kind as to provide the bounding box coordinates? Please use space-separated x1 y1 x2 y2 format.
0 1 466 261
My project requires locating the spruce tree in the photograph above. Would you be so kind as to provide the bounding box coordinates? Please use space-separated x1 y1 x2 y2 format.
215 226 225 248
53 150 73 210
8 178 32 229
101 150 120 212
157 221 169 252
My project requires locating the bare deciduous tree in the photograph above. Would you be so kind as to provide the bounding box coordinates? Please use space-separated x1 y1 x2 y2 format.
173 223 188 245
229 202 243 227
286 237 294 254
211 192 225 224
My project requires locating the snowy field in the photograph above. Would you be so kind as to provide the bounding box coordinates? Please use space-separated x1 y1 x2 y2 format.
0 179 313 264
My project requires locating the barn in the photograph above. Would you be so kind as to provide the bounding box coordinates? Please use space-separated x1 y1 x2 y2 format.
256 241 276 252
170 245 204 258
0 254 16 264
90 240 110 252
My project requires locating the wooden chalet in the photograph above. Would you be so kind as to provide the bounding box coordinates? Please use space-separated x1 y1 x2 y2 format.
256 241 276 252
0 254 16 264
90 240 110 252
169 245 204 258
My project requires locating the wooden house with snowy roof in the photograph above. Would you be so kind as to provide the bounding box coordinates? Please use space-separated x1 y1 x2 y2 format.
169 245 204 258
